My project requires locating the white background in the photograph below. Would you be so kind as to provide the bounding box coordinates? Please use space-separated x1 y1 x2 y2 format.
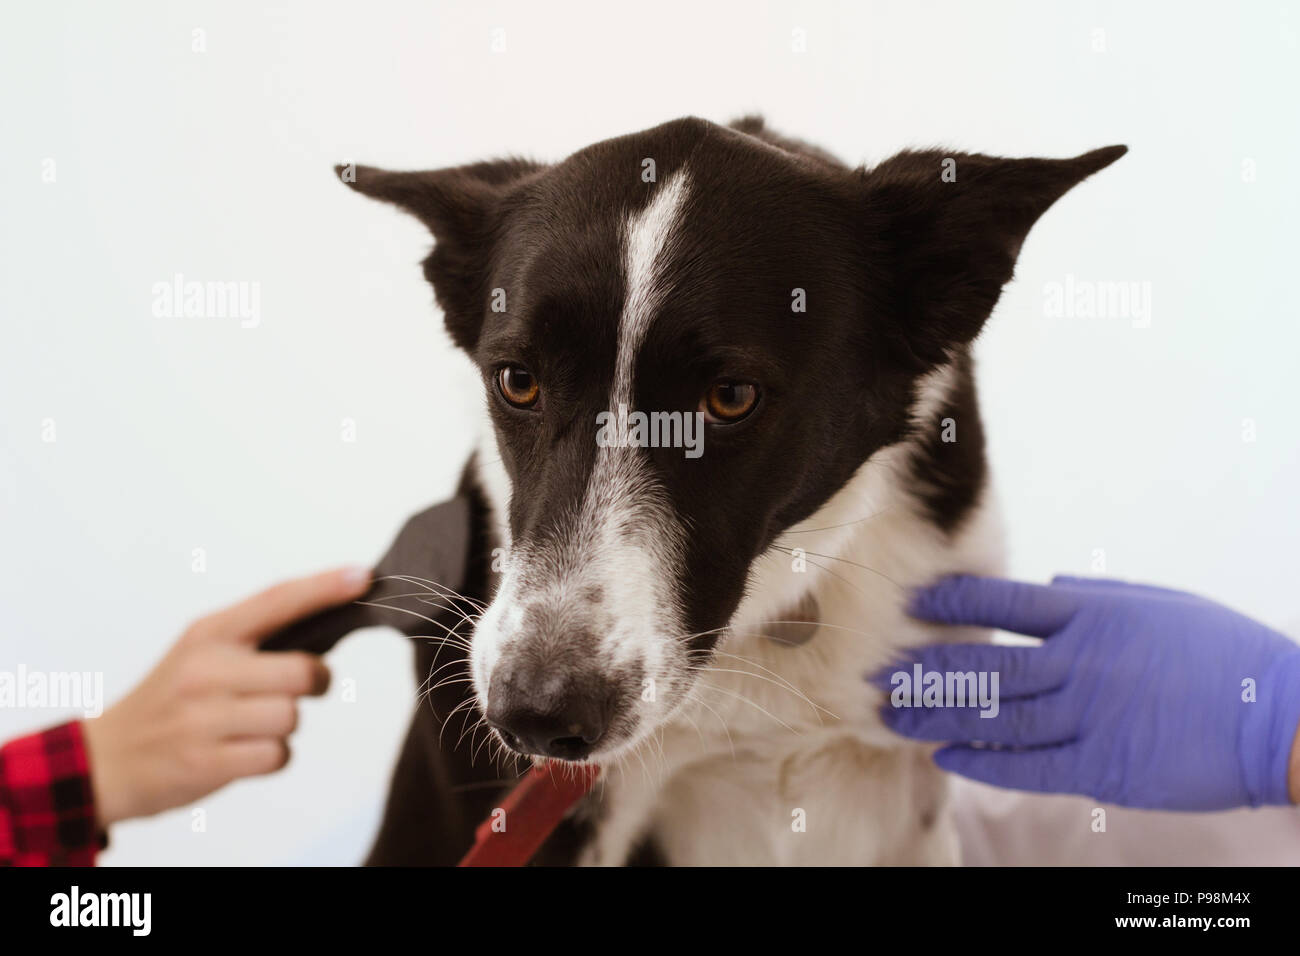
2 1 1297 864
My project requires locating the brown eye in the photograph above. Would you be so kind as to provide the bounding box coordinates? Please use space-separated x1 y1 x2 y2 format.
701 381 759 423
497 366 540 408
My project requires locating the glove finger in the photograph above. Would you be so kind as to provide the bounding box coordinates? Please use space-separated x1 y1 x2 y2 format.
908 575 1078 638
883 689 1078 747
875 642 1069 698
933 742 1080 795
1050 575 1204 605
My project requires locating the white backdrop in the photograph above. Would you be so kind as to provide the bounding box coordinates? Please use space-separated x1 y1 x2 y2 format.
2 1 1297 864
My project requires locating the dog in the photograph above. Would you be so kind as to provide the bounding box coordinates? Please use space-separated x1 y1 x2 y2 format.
341 116 1125 865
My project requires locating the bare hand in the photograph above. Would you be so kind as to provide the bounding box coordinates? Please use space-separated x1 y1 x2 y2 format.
81 566 369 826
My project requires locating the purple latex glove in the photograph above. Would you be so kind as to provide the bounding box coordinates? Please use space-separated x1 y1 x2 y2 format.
877 575 1300 810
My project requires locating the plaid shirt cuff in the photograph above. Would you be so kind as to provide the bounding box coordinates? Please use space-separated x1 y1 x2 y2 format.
0 721 107 866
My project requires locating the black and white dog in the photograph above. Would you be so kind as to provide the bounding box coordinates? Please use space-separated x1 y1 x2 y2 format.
343 117 1124 865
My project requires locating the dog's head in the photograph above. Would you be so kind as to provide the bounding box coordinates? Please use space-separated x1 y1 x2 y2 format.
342 117 1123 762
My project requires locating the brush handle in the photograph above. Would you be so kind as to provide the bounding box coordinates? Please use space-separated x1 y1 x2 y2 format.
260 495 473 654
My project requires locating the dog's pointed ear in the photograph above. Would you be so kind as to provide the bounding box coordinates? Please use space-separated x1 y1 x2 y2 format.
336 159 542 351
864 145 1127 367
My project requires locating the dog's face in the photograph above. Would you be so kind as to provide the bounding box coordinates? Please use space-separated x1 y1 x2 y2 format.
343 118 1123 761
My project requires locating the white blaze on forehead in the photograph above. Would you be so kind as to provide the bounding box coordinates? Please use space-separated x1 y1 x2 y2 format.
569 169 692 671
613 171 690 407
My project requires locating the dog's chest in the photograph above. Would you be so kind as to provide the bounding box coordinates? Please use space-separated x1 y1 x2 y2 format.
641 735 958 866
577 561 964 866
579 670 960 866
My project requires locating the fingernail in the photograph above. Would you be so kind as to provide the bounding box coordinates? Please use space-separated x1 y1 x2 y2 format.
904 587 930 618
865 665 895 688
340 565 371 590
865 660 914 689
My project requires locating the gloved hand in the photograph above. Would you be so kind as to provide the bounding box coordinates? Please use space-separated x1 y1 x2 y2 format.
877 575 1300 810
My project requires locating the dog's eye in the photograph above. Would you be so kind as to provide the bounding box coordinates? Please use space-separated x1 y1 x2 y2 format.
497 366 540 408
701 382 759 423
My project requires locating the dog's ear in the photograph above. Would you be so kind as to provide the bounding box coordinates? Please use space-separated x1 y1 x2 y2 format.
337 159 543 351
863 145 1126 367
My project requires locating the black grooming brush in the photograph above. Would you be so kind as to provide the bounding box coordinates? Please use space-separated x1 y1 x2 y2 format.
260 496 475 654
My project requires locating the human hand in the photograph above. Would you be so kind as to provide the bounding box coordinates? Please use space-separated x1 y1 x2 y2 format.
878 575 1300 810
81 566 370 826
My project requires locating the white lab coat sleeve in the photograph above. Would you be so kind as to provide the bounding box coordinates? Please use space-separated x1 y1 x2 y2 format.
951 777 1300 865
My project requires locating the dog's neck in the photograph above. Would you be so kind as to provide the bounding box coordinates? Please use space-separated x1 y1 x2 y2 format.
727 354 1002 662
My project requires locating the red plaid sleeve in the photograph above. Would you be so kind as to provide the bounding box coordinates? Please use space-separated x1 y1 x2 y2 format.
0 721 106 866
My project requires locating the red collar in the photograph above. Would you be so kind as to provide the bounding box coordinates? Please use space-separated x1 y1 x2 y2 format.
458 763 600 866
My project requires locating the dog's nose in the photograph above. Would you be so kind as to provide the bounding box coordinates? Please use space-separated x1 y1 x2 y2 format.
486 659 609 760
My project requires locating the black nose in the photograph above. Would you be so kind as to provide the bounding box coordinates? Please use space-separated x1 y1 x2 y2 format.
486 659 610 760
